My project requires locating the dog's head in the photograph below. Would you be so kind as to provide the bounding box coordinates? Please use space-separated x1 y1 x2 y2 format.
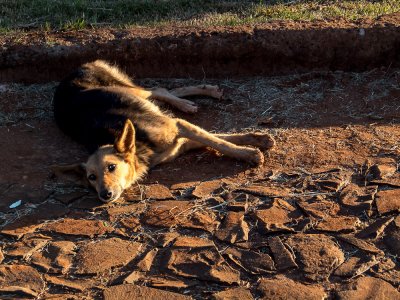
53 119 140 203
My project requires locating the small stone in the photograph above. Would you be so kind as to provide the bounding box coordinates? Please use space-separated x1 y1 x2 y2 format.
146 276 197 289
315 215 360 232
224 247 275 274
333 255 378 277
123 271 146 284
234 232 269 250
339 184 376 214
257 116 277 127
226 193 260 212
41 218 113 237
375 189 400 215
165 237 240 284
137 248 158 272
298 197 340 219
226 202 248 212
41 293 81 299
370 163 397 179
370 173 400 187
268 236 298 270
212 287 253 300
336 276 400 300
44 275 93 292
253 199 302 233
170 181 200 190
371 261 400 288
75 238 142 274
172 235 215 247
384 226 400 256
236 185 290 198
0 265 44 297
395 215 400 227
107 203 144 234
312 178 345 192
107 203 146 222
286 234 345 281
103 284 191 300
142 200 219 232
356 216 394 239
214 212 249 243
374 257 396 273
0 202 69 238
192 180 225 198
5 236 50 258
153 232 180 247
336 234 383 255
257 276 326 300
31 241 76 274
205 196 225 207
144 184 174 200
118 216 141 234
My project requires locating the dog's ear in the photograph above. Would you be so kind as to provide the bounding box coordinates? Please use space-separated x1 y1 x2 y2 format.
51 163 88 186
114 119 136 154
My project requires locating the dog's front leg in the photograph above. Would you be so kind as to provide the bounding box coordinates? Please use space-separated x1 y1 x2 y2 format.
175 119 264 165
147 85 223 113
151 88 199 113
169 85 223 99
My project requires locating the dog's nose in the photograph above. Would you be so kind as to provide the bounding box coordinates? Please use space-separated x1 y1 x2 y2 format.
100 189 113 200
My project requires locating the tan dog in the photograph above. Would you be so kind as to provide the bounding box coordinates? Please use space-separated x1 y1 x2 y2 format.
53 60 275 202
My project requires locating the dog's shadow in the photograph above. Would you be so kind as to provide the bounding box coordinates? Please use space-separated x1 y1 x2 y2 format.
144 149 254 186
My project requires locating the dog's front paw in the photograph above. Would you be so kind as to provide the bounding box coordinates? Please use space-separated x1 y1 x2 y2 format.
247 132 275 150
177 99 198 113
202 85 224 99
244 148 264 166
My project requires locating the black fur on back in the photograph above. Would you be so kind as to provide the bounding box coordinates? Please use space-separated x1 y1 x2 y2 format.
53 62 155 153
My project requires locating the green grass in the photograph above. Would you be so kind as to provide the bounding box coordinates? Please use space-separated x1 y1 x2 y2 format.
0 0 399 31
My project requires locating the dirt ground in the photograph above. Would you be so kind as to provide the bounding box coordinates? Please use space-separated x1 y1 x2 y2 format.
0 63 399 299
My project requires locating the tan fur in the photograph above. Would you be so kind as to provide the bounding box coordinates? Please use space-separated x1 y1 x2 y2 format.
90 60 136 87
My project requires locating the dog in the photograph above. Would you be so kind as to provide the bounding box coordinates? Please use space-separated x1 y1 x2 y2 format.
53 60 275 202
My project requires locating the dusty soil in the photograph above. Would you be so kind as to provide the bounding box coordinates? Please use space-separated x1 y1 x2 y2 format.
0 65 400 299
1 15 400 299
1 13 400 83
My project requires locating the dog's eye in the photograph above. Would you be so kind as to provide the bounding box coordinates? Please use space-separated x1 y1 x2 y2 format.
108 164 116 172
88 174 96 181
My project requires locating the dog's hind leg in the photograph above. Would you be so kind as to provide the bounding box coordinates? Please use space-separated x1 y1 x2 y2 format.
175 119 265 165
